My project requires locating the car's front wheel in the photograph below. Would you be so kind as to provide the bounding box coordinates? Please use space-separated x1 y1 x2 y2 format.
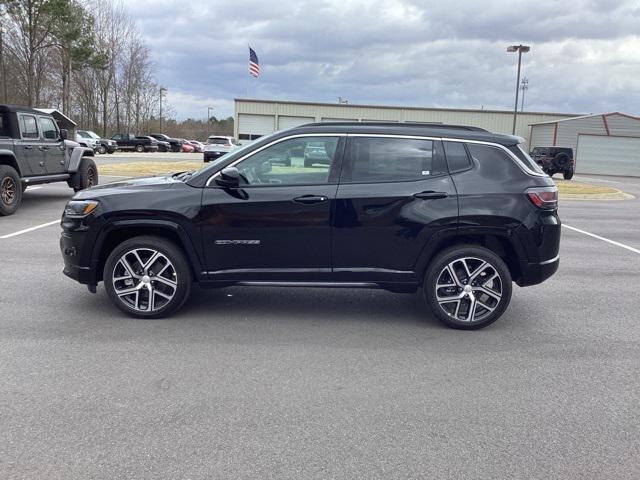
423 246 512 329
135 144 145 153
103 236 192 318
97 145 107 154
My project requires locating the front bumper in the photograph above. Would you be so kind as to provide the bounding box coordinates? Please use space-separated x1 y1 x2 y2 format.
60 231 97 285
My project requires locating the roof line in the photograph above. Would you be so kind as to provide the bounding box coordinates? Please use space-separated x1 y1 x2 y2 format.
235 98 583 118
530 111 640 126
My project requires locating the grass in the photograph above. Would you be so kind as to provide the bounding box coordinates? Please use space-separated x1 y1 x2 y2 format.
554 179 619 196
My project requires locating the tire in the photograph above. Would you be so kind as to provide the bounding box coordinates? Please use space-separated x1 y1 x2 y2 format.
423 245 512 330
563 168 574 180
103 236 192 318
73 157 99 192
135 144 145 153
107 149 114 154
0 165 22 216
97 145 107 155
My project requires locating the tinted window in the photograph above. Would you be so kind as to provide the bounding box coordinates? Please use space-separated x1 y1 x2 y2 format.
208 138 230 145
344 137 440 183
0 114 5 136
507 145 545 173
20 115 39 139
443 141 471 172
234 136 339 186
239 133 262 141
39 117 58 140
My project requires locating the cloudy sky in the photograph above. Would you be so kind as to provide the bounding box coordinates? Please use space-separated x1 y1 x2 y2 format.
129 0 640 120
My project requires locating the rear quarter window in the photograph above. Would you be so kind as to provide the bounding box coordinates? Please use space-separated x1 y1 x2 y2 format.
507 145 545 174
443 141 472 172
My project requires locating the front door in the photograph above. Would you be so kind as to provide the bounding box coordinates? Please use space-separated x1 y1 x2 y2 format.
199 135 344 282
38 116 66 174
332 135 459 283
15 113 44 176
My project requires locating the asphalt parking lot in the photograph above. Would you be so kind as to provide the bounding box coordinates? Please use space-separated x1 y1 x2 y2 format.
1 173 639 479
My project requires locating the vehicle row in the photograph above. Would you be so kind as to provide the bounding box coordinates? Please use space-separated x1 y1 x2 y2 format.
75 130 211 154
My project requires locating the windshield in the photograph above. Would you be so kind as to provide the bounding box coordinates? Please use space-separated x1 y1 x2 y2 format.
86 131 100 139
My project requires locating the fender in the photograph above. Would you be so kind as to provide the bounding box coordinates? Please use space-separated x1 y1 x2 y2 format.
91 218 205 281
0 149 21 176
413 226 459 277
68 146 95 173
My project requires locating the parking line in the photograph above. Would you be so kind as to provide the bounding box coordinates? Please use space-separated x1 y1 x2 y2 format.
563 224 640 255
0 220 60 239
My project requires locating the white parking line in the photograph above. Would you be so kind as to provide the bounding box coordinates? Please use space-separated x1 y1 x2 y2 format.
0 220 60 239
563 224 640 255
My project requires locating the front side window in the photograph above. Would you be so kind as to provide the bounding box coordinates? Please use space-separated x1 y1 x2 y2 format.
39 117 58 140
343 137 441 183
20 115 39 139
233 136 339 186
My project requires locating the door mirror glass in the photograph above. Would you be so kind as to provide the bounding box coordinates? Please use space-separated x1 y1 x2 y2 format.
215 167 241 188
59 129 68 140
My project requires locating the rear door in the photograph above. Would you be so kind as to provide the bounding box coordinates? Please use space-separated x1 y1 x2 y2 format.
332 135 458 283
38 116 66 174
15 113 44 176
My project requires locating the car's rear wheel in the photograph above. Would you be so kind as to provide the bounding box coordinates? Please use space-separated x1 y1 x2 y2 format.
423 246 512 329
563 168 574 180
135 144 144 153
0 165 22 216
103 236 192 318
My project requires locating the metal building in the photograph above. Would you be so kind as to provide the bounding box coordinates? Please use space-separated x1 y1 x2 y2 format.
530 112 640 176
234 98 580 149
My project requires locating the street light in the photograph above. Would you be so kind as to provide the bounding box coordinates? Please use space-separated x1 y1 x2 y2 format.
207 106 214 135
507 44 530 134
159 87 167 132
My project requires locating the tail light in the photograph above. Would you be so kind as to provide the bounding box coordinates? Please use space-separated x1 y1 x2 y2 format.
526 186 558 209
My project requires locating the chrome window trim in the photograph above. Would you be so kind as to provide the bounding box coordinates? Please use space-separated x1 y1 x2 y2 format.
205 133 346 186
205 132 547 186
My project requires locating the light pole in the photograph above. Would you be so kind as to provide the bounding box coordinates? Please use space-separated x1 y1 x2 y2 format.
520 77 529 112
507 44 530 134
207 106 213 135
159 87 167 132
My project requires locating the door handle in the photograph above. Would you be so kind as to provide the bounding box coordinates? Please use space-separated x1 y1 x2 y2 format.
41 146 49 150
413 191 448 200
24 145 33 149
39 161 45 167
293 194 328 204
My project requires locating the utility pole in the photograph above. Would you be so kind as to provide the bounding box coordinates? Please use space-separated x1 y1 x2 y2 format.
520 77 529 112
507 45 530 134
159 87 167 132
207 106 214 136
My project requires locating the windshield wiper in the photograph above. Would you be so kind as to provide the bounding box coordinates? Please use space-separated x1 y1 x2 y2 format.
173 170 197 181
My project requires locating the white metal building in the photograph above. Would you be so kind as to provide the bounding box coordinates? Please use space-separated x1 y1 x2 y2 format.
530 112 640 176
234 98 580 149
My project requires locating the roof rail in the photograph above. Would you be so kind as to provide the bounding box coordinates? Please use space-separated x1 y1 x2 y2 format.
298 121 489 132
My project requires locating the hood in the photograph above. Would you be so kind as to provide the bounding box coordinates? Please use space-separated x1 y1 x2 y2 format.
73 175 180 200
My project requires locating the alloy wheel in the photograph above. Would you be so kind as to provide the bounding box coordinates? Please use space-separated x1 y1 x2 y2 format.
87 167 97 187
112 248 178 312
1 177 17 205
435 256 503 323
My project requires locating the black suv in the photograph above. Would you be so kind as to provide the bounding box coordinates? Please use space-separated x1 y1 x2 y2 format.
60 123 560 329
530 146 574 179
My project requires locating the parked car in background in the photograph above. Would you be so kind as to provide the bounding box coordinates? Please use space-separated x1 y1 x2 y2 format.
303 141 332 167
149 133 182 152
203 136 239 162
0 105 97 215
530 146 574 180
60 122 560 329
111 134 159 152
180 142 195 153
187 140 204 153
148 137 171 152
76 130 117 154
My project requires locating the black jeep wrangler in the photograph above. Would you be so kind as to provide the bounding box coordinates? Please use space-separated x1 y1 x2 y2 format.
0 105 98 216
530 146 574 180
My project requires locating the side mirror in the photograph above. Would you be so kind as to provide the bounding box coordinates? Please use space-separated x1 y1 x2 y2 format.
215 167 241 188
59 129 68 140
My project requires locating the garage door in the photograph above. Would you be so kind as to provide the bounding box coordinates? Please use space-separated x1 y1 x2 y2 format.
278 116 314 130
577 135 640 176
238 114 274 141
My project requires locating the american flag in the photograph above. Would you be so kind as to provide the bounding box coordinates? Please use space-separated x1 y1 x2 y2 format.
249 47 260 78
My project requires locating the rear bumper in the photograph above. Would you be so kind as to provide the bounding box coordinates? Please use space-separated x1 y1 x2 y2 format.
517 255 559 287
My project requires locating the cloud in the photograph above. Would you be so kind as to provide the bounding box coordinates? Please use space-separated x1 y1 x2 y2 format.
128 0 640 119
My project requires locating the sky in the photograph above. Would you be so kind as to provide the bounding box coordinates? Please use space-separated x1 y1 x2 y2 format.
128 0 640 120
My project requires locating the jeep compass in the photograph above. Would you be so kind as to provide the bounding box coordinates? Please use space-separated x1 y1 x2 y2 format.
60 122 560 329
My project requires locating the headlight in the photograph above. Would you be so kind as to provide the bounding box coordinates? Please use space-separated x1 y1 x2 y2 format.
64 200 99 217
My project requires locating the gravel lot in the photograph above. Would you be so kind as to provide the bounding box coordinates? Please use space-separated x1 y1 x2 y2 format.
0 173 638 479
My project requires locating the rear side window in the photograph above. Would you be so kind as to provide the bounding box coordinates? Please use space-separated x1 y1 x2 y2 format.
507 145 545 174
20 114 39 139
443 141 471 172
343 137 445 183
